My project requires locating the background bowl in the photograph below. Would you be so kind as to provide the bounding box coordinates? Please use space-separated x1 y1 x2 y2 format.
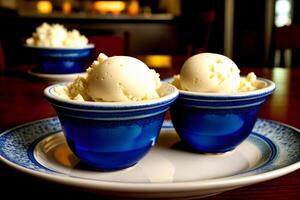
26 44 94 74
170 78 275 153
44 82 178 171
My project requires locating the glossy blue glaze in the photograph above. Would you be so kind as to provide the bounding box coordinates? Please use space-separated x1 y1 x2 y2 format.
60 115 164 170
170 78 275 153
44 82 178 170
26 45 94 74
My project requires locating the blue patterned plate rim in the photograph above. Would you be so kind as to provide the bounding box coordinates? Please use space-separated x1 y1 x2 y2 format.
0 117 299 192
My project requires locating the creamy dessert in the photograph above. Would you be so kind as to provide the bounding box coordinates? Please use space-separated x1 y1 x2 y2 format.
173 53 266 93
26 23 88 48
54 53 162 102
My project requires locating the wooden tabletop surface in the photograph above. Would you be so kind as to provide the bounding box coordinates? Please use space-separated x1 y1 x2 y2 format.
0 60 299 199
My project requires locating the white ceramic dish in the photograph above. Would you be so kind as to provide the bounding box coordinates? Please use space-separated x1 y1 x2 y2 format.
27 70 86 83
0 117 299 199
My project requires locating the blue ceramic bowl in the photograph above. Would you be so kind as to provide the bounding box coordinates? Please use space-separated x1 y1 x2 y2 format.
170 78 275 153
26 45 94 74
44 82 178 170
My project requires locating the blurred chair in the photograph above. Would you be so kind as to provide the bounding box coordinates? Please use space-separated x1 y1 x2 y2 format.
88 32 130 61
0 41 6 71
187 10 216 56
274 24 300 67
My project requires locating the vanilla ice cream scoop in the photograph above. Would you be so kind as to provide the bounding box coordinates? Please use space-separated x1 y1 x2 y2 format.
86 54 161 102
57 53 162 102
179 53 240 93
26 23 88 48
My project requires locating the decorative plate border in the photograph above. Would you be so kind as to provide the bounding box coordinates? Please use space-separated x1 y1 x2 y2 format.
0 117 299 181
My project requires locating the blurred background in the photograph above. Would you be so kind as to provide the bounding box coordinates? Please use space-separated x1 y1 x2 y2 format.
0 0 299 68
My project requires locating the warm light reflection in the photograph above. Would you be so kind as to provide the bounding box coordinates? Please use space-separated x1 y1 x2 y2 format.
143 6 152 17
54 143 79 167
144 55 172 68
93 1 126 15
37 1 53 14
128 0 139 16
270 68 290 120
62 1 72 15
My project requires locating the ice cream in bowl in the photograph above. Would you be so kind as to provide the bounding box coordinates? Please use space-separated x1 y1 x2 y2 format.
44 53 178 170
26 23 94 74
170 53 275 153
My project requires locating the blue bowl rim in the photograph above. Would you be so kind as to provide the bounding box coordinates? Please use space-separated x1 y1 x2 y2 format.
24 44 95 50
177 77 275 99
44 82 179 108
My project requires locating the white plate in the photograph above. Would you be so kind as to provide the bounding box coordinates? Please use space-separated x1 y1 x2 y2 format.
0 118 299 199
27 70 86 83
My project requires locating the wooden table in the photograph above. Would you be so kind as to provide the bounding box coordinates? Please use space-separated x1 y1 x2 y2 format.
0 63 299 199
